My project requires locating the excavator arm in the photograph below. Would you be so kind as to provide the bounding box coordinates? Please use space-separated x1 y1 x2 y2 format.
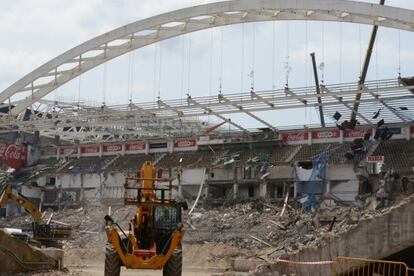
0 184 42 224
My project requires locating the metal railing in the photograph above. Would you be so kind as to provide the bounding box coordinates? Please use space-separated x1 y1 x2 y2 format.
263 257 414 276
334 256 412 276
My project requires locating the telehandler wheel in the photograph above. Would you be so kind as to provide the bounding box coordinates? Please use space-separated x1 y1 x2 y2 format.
105 242 121 276
163 244 182 276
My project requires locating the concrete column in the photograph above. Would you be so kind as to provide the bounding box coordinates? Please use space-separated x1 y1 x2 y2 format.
177 171 183 199
405 125 411 141
260 180 267 199
339 130 344 144
169 140 174 153
121 144 126 156
145 141 149 155
77 146 81 159
308 131 312 145
99 144 103 158
233 183 238 200
80 174 85 203
233 165 238 200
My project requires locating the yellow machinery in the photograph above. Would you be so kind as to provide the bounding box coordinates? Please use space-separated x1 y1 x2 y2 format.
105 161 186 276
0 184 72 246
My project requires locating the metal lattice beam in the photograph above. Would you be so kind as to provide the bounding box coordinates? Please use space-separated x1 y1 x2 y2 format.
1 0 414 116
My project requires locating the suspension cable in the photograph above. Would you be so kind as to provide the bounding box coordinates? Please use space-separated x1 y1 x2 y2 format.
187 34 192 94
127 52 133 102
209 29 214 124
158 42 162 99
251 23 256 91
339 22 343 86
376 30 379 82
241 23 245 93
102 63 107 104
272 21 276 95
180 35 185 104
209 29 214 97
77 75 82 108
398 30 401 77
152 44 158 107
285 22 291 88
305 21 309 124
321 22 325 84
219 27 224 94
359 24 362 75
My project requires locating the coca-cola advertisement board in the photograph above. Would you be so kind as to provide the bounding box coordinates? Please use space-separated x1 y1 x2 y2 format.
174 139 197 148
282 132 309 143
41 147 57 157
367 155 385 163
103 144 122 153
81 146 100 155
0 143 28 169
126 142 146 152
312 130 340 140
60 147 78 156
344 128 372 138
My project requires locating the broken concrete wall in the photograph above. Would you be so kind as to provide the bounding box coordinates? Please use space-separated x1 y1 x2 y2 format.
281 195 414 275
0 230 56 273
330 180 359 201
326 164 357 181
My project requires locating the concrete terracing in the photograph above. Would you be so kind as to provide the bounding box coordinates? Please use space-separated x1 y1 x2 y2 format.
279 195 414 275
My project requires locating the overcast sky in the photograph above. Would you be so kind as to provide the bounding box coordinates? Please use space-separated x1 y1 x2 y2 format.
1 0 414 129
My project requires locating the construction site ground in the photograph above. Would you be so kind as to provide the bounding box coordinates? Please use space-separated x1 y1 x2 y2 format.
2 194 413 275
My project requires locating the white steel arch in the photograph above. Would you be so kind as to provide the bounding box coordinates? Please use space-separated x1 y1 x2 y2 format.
2 0 414 116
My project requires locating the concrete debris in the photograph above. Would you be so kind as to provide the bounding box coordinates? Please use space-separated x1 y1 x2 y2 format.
0 203 136 249
0 229 57 274
186 194 414 262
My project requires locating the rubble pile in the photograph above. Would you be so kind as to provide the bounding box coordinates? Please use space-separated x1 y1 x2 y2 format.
0 203 136 249
186 195 414 259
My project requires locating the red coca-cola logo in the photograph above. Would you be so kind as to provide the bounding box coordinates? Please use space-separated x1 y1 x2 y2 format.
174 140 196 148
5 145 25 160
313 131 339 139
283 132 308 141
126 143 146 151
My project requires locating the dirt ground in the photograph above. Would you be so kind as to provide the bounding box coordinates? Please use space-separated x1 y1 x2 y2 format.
17 243 248 276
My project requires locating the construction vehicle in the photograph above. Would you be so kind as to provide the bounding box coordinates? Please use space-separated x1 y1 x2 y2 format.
104 161 187 276
0 184 72 246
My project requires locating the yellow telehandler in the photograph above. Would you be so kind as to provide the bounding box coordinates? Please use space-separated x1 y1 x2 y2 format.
104 161 186 276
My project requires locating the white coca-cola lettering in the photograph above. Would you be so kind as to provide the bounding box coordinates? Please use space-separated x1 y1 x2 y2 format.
82 147 99 153
5 145 23 160
42 148 56 156
0 144 27 161
367 156 384 162
314 131 339 139
104 145 122 152
174 140 196 148
126 143 146 151
283 132 308 141
61 148 77 154
345 129 371 138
